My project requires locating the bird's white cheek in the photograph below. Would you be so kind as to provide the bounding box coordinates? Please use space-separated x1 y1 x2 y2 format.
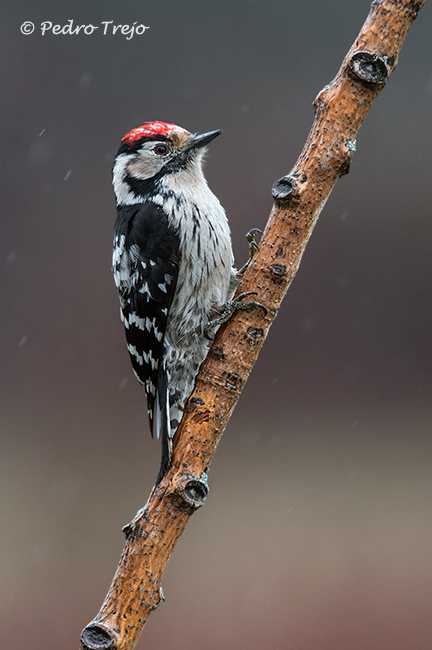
112 155 136 204
128 156 166 181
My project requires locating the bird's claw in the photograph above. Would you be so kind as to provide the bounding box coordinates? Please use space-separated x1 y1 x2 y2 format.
246 227 262 246
239 228 262 274
205 291 267 336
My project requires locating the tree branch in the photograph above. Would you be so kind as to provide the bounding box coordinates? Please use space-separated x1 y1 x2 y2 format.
81 1 428 648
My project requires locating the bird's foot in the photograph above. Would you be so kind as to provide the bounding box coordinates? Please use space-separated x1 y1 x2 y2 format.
239 228 262 275
205 291 267 338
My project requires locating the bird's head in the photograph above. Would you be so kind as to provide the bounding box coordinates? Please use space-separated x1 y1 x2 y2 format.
113 121 221 206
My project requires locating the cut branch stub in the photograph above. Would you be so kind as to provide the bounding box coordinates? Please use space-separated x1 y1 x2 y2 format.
81 623 116 650
348 51 390 83
172 474 209 514
272 175 297 201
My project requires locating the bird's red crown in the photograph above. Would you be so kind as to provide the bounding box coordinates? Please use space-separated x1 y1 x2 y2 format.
122 121 178 145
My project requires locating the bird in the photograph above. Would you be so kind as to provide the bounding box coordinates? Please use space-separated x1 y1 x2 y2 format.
111 121 261 482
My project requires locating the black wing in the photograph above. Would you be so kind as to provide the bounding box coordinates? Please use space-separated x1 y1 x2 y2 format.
113 201 180 434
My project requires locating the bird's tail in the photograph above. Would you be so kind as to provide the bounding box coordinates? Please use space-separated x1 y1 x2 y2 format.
155 364 173 485
154 344 204 483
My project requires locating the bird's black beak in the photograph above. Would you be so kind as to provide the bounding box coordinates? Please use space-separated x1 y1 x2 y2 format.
187 129 222 151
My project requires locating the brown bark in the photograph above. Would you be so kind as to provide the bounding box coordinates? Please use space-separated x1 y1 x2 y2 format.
81 1 428 648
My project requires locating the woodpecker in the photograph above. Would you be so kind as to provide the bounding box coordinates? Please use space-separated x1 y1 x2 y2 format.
112 121 261 482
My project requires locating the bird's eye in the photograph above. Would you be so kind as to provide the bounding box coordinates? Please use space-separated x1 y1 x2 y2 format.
154 144 169 155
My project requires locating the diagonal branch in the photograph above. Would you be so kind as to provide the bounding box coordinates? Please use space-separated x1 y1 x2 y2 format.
81 1 428 648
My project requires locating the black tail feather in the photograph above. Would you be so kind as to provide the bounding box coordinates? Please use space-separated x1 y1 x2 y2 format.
155 364 172 485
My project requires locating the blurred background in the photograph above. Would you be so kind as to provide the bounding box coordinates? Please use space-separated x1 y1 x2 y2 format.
1 1 432 648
